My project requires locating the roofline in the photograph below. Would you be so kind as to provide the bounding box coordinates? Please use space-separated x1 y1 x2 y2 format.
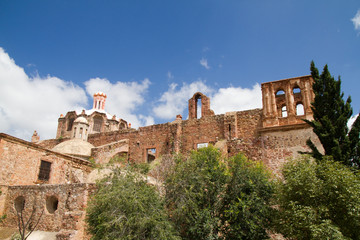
261 75 312 85
0 133 92 167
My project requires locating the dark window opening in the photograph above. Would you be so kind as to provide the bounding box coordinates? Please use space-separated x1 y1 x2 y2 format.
38 160 51 181
14 196 25 213
147 148 156 163
46 195 58 214
228 124 231 139
93 116 103 132
67 118 75 131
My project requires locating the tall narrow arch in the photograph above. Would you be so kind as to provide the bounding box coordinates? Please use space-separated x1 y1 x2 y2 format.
188 92 214 119
281 105 288 117
296 102 304 116
67 117 75 131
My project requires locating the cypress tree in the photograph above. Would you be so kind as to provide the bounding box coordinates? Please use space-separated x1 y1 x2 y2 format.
304 61 360 168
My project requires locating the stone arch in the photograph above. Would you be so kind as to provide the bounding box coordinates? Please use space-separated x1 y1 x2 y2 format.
188 92 214 119
275 88 287 118
67 117 75 131
296 102 305 116
14 196 25 212
276 89 285 96
281 105 288 117
293 86 301 94
261 75 315 128
46 195 59 214
110 151 129 163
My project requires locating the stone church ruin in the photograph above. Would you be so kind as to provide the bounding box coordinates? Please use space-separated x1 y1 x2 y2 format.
0 75 322 239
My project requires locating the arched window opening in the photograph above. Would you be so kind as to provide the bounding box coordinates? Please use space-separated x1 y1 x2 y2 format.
67 118 75 131
73 128 76 138
79 127 83 138
120 123 126 129
14 196 25 213
281 105 288 117
196 96 202 119
93 116 103 132
296 103 305 116
293 87 301 94
46 195 58 214
276 90 285 96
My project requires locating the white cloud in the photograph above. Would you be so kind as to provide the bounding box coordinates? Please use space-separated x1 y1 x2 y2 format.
0 47 153 140
153 80 212 119
84 77 152 128
153 80 262 120
167 71 174 79
200 58 210 69
203 47 210 52
351 10 360 30
211 84 262 114
0 48 87 140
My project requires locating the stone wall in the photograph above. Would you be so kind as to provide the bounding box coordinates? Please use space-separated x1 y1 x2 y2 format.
91 139 129 164
0 134 92 186
87 107 321 175
3 183 96 240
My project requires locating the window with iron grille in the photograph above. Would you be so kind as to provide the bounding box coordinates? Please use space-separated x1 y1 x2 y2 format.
38 160 51 181
93 116 103 132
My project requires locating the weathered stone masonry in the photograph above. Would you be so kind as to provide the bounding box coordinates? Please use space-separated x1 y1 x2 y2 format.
0 74 323 239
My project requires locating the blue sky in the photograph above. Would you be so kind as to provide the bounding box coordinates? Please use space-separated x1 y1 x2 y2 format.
0 1 359 140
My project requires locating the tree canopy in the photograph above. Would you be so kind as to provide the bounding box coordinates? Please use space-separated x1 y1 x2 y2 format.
165 146 274 240
86 165 180 240
273 156 360 240
305 61 360 168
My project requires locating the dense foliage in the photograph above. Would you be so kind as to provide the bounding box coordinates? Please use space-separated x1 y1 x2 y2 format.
86 166 180 240
273 156 360 239
305 61 360 168
165 146 274 240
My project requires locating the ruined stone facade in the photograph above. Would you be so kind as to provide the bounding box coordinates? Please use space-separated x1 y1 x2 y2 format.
56 92 128 139
0 75 322 239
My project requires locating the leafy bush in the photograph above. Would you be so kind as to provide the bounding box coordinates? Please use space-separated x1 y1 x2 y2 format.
165 146 274 240
273 156 360 239
86 165 180 240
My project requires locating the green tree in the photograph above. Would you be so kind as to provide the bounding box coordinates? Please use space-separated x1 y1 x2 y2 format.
305 61 360 167
86 165 180 240
273 156 360 240
165 146 274 240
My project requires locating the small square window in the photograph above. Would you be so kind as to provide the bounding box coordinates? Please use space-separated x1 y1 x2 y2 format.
38 160 51 181
146 148 156 163
197 143 208 149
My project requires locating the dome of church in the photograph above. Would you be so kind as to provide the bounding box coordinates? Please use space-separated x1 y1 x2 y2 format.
74 116 88 124
52 139 94 157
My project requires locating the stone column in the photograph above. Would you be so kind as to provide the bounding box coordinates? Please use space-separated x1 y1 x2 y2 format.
286 83 295 116
270 83 277 117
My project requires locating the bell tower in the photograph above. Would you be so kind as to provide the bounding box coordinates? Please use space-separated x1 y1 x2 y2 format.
93 92 107 110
